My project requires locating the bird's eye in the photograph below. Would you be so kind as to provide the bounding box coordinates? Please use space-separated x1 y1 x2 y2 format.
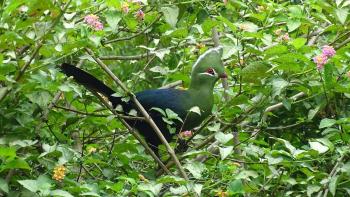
206 68 215 75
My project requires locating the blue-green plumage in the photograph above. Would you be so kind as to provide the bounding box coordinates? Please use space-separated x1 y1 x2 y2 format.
60 47 226 155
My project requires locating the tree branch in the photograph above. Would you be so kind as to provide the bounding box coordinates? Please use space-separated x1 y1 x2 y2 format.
103 14 162 45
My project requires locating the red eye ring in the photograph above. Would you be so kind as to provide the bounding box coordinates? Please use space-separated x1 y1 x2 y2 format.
206 68 215 75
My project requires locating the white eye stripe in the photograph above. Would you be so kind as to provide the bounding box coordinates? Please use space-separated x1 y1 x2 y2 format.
206 68 217 75
199 72 216 77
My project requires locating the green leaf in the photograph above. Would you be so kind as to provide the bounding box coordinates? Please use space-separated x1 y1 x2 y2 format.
165 108 182 122
105 11 122 32
228 179 244 194
0 146 16 159
157 176 186 184
319 118 336 129
291 38 307 49
272 78 289 97
189 106 201 115
151 107 166 117
287 20 301 32
316 138 334 152
241 62 269 83
184 162 206 179
50 190 74 197
18 180 38 192
329 175 339 196
265 45 288 56
335 8 348 24
1 158 31 172
161 6 179 28
0 178 8 193
309 141 329 154
153 48 170 60
307 185 321 197
26 91 52 107
215 132 233 144
149 65 169 74
219 146 233 160
272 137 296 155
217 16 237 32
235 170 258 180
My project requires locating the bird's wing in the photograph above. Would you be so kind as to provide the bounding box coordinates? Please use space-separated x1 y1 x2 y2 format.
135 89 191 121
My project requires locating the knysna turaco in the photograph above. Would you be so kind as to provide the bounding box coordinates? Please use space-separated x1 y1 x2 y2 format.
60 47 227 155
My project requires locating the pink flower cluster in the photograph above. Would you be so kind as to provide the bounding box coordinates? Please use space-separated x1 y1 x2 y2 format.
84 14 103 31
313 45 336 70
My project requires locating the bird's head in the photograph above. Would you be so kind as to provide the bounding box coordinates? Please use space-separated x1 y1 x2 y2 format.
190 47 227 90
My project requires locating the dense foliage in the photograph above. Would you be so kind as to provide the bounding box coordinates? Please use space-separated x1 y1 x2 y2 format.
1 0 350 196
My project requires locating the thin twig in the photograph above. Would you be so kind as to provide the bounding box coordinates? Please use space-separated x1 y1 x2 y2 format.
100 53 155 60
103 15 162 44
53 104 146 121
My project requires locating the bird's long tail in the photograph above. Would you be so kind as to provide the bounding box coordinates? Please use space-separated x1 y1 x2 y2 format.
60 63 116 98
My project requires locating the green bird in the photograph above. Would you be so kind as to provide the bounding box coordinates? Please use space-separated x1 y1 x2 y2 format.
60 47 226 155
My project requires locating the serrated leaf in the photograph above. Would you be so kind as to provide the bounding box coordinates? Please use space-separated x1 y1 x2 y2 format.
105 11 121 32
219 146 233 160
241 62 269 83
335 8 348 24
184 162 206 179
161 6 179 28
215 132 233 144
272 78 289 97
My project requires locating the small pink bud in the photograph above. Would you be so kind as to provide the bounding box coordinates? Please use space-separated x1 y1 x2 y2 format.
282 33 289 41
223 0 228 5
135 10 145 20
322 45 336 58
